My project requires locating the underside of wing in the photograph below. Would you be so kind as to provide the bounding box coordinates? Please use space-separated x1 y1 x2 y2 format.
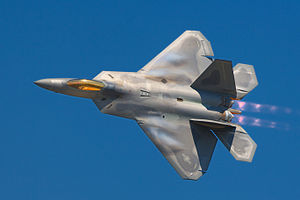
138 31 214 85
137 115 217 180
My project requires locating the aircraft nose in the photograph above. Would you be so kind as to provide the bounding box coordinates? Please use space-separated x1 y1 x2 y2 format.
34 79 53 90
34 78 105 99
34 78 72 91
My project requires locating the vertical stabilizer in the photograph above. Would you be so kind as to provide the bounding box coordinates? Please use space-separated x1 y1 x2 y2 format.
191 119 257 162
191 59 237 97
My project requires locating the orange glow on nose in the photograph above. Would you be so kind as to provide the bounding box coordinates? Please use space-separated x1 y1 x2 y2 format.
67 79 105 91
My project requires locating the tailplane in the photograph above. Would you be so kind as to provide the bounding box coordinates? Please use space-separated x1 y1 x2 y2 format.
233 63 258 100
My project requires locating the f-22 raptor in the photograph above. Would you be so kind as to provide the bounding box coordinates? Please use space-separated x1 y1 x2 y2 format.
35 31 258 180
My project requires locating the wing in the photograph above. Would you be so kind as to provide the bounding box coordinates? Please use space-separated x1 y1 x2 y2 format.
137 115 217 180
138 30 214 85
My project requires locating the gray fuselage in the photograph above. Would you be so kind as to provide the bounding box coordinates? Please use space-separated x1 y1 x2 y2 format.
94 71 226 123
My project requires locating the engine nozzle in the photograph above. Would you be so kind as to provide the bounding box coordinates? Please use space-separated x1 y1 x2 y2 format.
221 110 234 122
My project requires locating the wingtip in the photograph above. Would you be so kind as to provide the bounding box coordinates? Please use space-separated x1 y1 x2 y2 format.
182 170 205 181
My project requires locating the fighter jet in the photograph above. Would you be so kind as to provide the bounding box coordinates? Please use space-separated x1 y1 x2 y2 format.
35 30 258 180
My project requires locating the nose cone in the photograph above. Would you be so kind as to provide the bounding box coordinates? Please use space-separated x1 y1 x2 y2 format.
34 78 73 92
34 79 52 90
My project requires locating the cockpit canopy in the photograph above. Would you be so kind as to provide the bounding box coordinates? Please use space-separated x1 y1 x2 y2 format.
67 79 105 91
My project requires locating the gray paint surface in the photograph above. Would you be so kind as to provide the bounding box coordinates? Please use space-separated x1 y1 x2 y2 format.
35 30 258 180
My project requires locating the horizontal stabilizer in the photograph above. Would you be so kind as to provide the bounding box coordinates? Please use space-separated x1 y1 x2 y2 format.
214 125 257 162
191 59 237 97
233 63 258 99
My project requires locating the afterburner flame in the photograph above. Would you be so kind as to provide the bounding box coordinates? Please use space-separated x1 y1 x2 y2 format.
232 115 290 131
67 79 105 91
233 100 293 115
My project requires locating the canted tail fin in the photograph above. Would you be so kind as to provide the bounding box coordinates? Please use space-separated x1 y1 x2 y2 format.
191 119 257 162
233 63 258 100
191 60 258 100
191 59 237 98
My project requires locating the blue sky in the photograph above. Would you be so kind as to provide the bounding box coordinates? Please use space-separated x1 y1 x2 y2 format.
1 0 300 199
